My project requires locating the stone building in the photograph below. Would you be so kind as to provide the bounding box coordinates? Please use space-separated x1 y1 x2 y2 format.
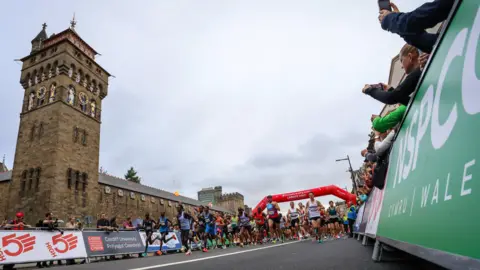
197 186 222 204
216 192 245 213
0 22 231 226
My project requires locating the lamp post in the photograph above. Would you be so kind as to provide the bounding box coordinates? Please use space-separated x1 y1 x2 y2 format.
336 155 357 194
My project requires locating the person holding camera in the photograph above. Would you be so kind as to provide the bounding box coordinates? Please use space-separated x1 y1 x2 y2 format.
378 0 455 54
362 44 421 106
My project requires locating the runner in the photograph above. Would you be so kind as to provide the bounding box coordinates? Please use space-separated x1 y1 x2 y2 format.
305 192 323 243
266 195 282 243
298 202 309 239
279 214 286 242
176 205 193 255
142 213 158 256
215 212 227 249
230 213 239 243
202 206 216 252
196 205 206 244
238 207 251 247
320 206 328 240
327 200 340 239
253 207 266 244
156 212 176 255
287 201 300 240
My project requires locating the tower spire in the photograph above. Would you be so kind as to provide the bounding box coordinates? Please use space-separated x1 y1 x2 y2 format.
70 13 77 29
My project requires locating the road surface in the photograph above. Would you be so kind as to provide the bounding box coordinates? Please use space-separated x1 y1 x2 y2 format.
53 239 444 270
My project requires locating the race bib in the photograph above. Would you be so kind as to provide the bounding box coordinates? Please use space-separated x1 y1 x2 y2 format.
268 211 275 215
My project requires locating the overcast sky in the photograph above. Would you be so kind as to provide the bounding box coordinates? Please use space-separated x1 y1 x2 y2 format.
0 0 425 209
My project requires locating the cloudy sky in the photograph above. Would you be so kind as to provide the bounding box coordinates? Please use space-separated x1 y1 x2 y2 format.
0 0 424 209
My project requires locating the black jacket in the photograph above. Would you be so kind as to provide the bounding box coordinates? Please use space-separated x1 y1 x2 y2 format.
364 68 422 106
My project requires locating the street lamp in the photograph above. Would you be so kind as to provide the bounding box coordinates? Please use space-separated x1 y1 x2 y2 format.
335 155 357 194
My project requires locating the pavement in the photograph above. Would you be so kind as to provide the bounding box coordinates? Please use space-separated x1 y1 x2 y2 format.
13 238 445 270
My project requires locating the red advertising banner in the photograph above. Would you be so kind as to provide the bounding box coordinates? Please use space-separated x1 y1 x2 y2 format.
0 231 87 264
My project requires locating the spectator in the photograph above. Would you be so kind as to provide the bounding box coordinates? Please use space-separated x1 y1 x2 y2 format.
361 149 378 162
97 213 110 230
374 129 395 157
65 217 77 229
123 217 135 230
379 0 455 53
371 104 406 133
363 44 421 106
2 213 30 270
347 203 357 238
110 216 120 232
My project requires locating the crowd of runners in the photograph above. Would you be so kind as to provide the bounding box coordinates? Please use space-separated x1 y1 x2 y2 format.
143 192 356 256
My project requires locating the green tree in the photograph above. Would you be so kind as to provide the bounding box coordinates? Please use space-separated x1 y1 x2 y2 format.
125 167 141 183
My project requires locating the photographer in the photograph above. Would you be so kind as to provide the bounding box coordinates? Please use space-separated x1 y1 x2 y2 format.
379 0 455 54
40 213 63 267
362 44 421 106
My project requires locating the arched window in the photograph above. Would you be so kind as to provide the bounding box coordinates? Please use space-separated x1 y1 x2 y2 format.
28 91 35 111
81 130 87 146
20 170 27 192
76 69 83 84
67 168 73 189
54 61 59 76
84 74 90 88
38 122 44 138
75 171 80 191
30 122 37 141
67 85 75 105
69 64 76 78
73 126 79 143
47 63 52 79
49 83 56 103
28 168 34 190
82 173 88 192
39 67 45 82
36 86 46 106
26 73 32 87
35 168 41 191
90 100 96 118
33 70 38 85
91 80 97 94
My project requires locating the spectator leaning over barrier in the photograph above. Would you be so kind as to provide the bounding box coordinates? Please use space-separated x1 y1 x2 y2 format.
2 213 31 270
378 0 455 54
371 105 406 133
362 44 421 106
374 129 395 157
97 213 111 230
65 216 77 229
123 217 135 230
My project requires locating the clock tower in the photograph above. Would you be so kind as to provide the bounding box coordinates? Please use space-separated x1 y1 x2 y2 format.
7 21 111 224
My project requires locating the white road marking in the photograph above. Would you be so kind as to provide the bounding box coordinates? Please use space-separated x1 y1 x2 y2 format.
130 240 306 270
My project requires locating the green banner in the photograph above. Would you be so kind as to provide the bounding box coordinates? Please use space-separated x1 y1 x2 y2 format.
377 0 480 260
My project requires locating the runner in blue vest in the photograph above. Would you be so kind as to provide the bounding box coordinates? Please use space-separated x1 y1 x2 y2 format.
327 201 340 239
155 211 176 255
202 206 216 252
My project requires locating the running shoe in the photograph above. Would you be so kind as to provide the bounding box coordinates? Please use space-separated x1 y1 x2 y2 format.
202 248 208 252
318 239 323 244
240 243 244 248
180 246 186 253
186 250 192 256
272 239 276 244
222 246 226 250
155 251 163 256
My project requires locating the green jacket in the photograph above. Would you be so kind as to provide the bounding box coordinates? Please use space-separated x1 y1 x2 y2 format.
372 105 407 133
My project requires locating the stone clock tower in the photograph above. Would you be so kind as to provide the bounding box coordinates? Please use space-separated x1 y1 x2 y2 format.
7 21 110 224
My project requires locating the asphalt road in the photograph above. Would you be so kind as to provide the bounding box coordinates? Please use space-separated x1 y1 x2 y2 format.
51 238 444 270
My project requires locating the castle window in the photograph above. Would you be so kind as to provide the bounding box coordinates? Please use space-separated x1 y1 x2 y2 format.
82 173 88 192
28 168 34 191
28 92 35 111
30 123 36 141
67 168 73 189
35 167 41 191
90 100 96 118
81 130 87 146
67 85 76 105
38 122 44 138
48 83 56 103
75 171 80 191
20 170 27 193
73 126 79 143
36 87 46 106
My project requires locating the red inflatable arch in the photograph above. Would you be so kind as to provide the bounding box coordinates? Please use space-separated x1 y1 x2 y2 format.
253 185 356 213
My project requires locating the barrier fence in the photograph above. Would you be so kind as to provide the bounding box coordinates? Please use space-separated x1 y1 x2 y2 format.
0 229 186 265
